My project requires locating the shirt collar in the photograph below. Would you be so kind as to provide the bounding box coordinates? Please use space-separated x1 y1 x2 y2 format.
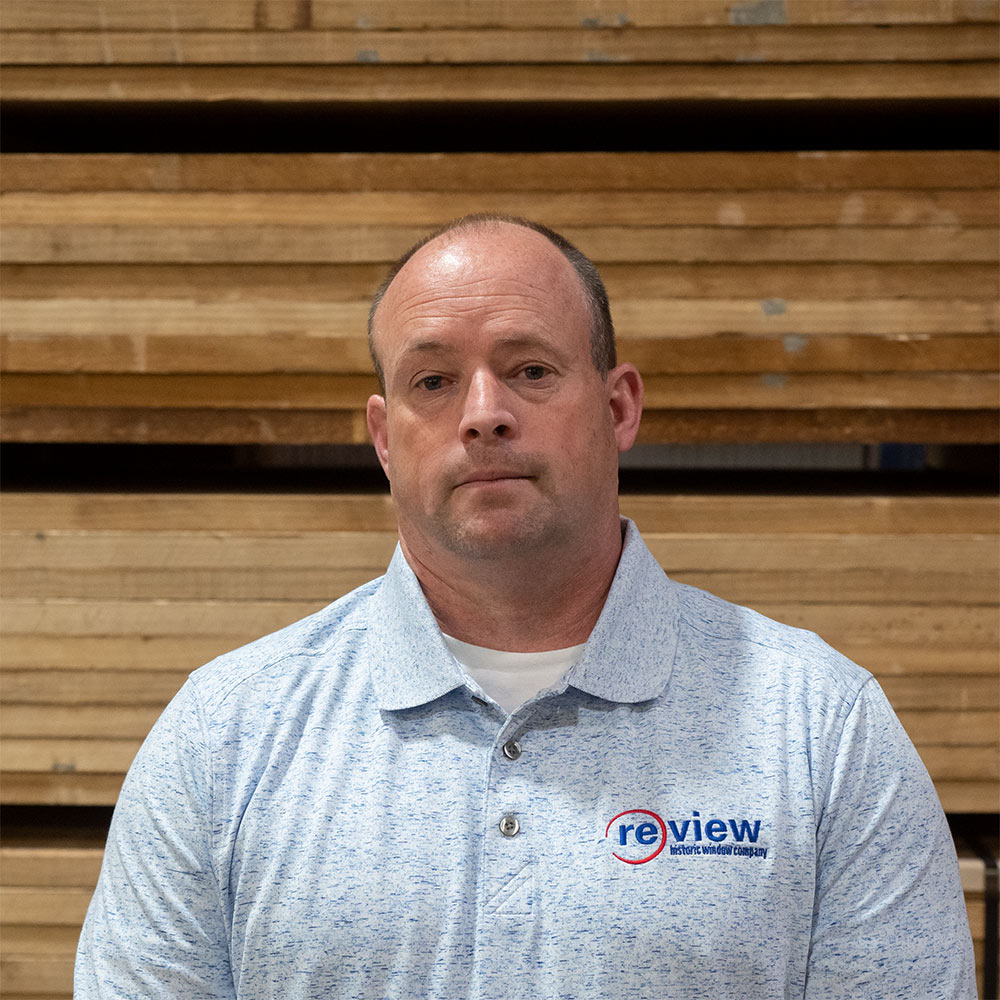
366 518 678 711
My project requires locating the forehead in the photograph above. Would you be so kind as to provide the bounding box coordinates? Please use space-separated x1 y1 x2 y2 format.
373 224 591 365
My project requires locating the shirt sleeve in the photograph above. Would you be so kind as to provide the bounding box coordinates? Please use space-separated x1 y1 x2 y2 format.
75 678 235 999
805 677 976 1000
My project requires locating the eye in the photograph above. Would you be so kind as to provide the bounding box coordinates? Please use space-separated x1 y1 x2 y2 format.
522 365 548 381
418 374 445 391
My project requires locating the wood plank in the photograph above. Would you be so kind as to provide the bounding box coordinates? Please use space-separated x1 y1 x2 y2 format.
3 669 994 715
4 566 994 604
2 263 996 302
0 406 368 445
5 224 995 264
5 677 996 738
6 189 996 226
3 152 995 192
0 635 240 671
836 646 1000 676
894 710 999 745
1 670 190 704
5 296 996 337
1 739 142 774
633 408 999 444
0 772 123 805
636 373 1000 408
7 531 992 574
8 634 996 677
916 746 999 781
2 531 399 569
1 599 326 637
878 675 1000 712
0 1 273 30
3 492 992 535
4 1 996 31
4 599 995 646
1 924 82 953
4 406 997 445
0 888 92 925
936 781 1000 812
0 956 73 997
2 704 165 738
0 848 103 887
308 1 1000 29
6 332 996 377
5 371 996 410
0 62 995 103
1 24 996 65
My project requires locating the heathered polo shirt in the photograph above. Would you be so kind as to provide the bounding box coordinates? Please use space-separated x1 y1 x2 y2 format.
76 519 975 999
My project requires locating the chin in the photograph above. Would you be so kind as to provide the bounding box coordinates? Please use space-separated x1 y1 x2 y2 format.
438 510 559 560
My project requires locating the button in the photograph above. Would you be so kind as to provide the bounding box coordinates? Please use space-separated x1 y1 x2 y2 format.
502 740 522 760
499 814 520 838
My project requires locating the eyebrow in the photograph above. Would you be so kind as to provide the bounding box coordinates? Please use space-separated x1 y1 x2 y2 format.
394 339 455 369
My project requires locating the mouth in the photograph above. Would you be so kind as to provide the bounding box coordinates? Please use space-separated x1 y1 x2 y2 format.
456 472 534 488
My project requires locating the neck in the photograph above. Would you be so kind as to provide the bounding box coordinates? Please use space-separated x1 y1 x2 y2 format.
398 515 624 652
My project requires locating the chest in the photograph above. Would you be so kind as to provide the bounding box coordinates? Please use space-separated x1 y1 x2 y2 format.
220 693 817 998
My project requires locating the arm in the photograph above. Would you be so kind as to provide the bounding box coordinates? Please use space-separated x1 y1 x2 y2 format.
806 678 976 1000
75 680 235 998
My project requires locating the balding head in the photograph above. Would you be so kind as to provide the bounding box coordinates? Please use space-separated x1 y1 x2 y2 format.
368 214 616 393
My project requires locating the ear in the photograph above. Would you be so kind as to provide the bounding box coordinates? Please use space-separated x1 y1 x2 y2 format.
366 394 391 477
606 363 644 453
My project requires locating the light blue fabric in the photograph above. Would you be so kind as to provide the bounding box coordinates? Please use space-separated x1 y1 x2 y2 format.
76 520 975 999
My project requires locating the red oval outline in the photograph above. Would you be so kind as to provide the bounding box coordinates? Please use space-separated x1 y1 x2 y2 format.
605 808 667 865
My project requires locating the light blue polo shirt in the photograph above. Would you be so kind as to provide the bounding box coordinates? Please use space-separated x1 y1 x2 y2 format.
76 520 975 999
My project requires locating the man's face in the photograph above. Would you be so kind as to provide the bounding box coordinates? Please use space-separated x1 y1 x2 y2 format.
366 223 640 563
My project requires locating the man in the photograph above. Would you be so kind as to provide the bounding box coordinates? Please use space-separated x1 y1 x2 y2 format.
77 215 975 998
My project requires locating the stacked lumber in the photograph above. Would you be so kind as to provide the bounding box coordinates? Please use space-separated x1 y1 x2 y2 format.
961 846 1000 999
2 491 996 813
2 835 992 999
0 832 102 999
2 150 997 445
0 0 997 102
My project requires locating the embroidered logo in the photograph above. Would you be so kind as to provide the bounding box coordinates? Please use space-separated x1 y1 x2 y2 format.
606 809 768 864
605 808 667 865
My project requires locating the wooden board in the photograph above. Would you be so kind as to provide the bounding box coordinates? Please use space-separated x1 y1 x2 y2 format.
1 24 996 65
2 263 995 301
4 406 998 444
4 492 992 535
5 224 997 264
1 62 996 103
5 371 996 409
6 331 996 377
3 1 997 31
6 189 997 226
3 152 995 192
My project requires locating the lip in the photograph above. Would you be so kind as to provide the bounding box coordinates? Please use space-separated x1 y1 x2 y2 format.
456 473 533 487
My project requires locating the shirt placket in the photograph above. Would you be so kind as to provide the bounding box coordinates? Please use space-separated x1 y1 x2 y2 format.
471 707 540 997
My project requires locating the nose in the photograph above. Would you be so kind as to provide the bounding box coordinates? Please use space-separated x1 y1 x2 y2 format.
458 370 518 442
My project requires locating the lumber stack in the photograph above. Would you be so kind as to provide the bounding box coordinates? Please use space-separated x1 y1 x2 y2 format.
2 491 996 813
2 150 997 445
0 0 997 102
1 1 997 992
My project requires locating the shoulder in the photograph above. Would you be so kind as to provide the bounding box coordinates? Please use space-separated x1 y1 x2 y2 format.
670 578 872 713
182 575 384 716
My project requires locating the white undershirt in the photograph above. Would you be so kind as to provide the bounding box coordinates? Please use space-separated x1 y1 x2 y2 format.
442 633 586 714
